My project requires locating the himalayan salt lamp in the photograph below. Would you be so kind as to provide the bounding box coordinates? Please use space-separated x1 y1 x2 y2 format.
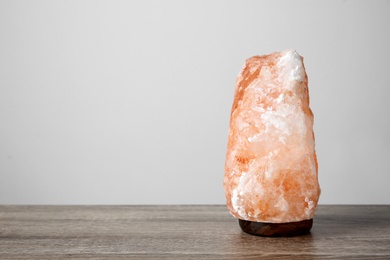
224 50 320 236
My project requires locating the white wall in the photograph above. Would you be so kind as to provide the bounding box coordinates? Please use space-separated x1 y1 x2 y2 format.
1 0 389 204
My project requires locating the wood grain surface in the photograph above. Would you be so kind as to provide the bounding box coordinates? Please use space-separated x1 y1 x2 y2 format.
0 205 389 259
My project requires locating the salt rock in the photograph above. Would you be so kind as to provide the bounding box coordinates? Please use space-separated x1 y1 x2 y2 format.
224 50 320 224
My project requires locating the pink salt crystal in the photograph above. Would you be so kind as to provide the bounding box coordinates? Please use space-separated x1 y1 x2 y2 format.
224 50 320 224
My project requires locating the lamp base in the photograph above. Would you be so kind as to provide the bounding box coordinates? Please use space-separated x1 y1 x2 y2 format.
238 218 313 237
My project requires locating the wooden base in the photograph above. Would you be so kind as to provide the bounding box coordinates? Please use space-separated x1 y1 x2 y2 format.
238 218 313 237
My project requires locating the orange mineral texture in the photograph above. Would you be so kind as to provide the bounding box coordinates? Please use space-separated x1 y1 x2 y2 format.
224 50 320 223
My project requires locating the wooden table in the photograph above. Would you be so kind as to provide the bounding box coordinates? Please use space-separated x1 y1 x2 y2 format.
0 205 389 259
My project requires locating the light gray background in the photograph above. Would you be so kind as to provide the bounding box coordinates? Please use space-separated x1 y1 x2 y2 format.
1 0 389 204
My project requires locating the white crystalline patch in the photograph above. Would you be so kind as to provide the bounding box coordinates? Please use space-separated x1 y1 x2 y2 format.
305 197 315 209
276 93 284 103
264 151 277 179
279 136 286 144
261 106 291 135
304 197 315 217
265 168 272 179
295 110 308 136
231 189 240 213
231 173 249 219
261 111 286 132
277 49 305 89
275 197 289 212
261 103 307 136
